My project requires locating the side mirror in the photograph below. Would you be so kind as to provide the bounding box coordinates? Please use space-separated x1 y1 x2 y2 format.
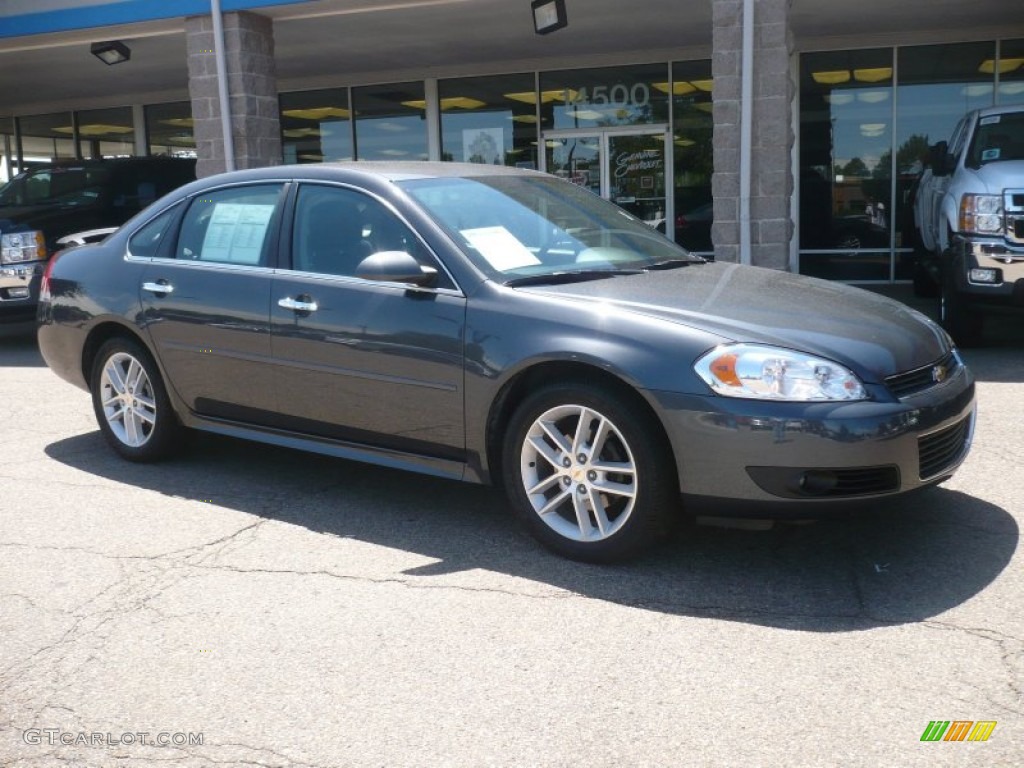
929 141 950 177
355 250 438 287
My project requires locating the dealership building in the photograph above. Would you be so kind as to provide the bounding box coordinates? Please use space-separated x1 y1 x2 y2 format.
1 0 1022 281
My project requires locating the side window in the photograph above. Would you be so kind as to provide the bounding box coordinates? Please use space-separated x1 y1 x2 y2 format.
177 184 283 266
292 184 448 285
949 118 969 162
128 205 179 258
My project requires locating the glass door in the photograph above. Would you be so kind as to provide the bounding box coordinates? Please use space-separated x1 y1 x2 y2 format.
543 129 670 235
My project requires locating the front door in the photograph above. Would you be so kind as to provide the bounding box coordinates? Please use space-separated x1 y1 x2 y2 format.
544 129 670 233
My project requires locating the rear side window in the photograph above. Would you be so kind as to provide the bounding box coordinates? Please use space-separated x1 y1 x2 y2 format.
177 184 283 266
128 205 179 258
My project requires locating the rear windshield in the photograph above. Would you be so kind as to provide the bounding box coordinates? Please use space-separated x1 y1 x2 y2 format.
966 111 1024 169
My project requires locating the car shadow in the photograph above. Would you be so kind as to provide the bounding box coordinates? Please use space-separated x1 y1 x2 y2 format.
45 430 1017 632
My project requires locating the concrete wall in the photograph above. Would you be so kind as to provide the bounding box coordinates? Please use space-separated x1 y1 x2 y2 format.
185 11 281 177
711 0 794 269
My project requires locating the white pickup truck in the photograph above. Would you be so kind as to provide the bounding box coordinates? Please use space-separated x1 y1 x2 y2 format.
913 104 1024 344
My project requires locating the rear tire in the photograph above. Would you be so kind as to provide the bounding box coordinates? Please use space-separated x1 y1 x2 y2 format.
501 382 678 562
90 337 182 462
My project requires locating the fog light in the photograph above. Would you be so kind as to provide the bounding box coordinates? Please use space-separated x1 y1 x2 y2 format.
968 267 1000 284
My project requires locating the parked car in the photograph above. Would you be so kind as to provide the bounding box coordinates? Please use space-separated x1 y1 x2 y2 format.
0 156 196 321
37 162 976 562
913 104 1024 344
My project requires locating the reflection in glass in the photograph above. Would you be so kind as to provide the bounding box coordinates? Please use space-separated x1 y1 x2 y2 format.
800 49 894 280
16 112 76 168
999 39 1024 105
73 106 135 158
353 82 428 161
439 73 538 168
146 101 196 158
672 60 714 253
279 88 352 164
540 64 669 131
545 136 601 196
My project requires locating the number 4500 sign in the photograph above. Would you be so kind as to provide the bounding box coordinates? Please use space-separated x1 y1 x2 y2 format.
568 84 651 109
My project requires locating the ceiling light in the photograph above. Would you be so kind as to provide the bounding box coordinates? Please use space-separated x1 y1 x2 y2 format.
504 89 576 104
857 91 890 103
690 79 714 92
824 93 854 106
978 58 1024 74
401 97 487 111
1000 82 1024 95
510 115 539 123
90 40 131 66
653 82 696 96
562 109 605 120
860 123 887 138
853 68 892 83
812 70 850 85
54 124 134 136
962 84 994 98
532 0 567 35
282 107 351 121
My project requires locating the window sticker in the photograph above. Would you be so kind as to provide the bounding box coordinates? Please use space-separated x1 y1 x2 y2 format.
979 116 1001 126
461 226 541 271
201 203 275 264
981 148 1001 162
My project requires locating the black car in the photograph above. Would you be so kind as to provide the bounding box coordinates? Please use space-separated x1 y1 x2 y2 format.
1 156 196 321
37 162 976 561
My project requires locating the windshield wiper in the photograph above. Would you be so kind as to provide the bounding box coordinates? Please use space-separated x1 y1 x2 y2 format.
644 257 704 271
504 268 643 287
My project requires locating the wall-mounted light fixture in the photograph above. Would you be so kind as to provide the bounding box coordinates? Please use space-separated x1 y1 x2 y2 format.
90 40 131 65
532 0 567 35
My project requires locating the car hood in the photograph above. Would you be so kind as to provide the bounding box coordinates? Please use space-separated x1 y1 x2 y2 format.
964 160 1024 193
515 262 950 381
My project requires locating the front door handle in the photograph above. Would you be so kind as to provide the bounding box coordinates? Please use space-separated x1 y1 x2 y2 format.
278 296 318 313
142 280 174 295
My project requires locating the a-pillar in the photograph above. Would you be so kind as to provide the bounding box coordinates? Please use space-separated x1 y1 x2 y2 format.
185 11 281 177
711 0 795 269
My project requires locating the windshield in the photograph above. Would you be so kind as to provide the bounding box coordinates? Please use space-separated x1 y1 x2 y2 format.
397 174 699 281
0 166 110 207
966 111 1024 169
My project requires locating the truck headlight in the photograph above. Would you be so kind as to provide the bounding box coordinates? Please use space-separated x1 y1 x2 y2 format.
695 344 868 401
0 230 47 265
959 194 1004 235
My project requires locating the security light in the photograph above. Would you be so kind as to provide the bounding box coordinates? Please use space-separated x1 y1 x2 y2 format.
532 0 567 35
91 41 131 66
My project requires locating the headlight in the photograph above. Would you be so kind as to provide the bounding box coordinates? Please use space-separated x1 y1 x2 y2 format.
1 230 47 265
695 344 868 401
959 194 1003 235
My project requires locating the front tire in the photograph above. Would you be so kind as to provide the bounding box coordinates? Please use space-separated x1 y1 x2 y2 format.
90 337 182 462
502 383 677 562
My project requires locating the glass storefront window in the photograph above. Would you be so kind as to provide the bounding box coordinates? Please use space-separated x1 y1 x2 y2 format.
279 88 352 163
540 64 669 131
17 112 76 167
799 49 894 280
671 60 714 253
75 106 134 158
894 42 995 277
146 101 196 157
1 119 14 181
999 39 1024 106
353 82 428 161
438 73 538 168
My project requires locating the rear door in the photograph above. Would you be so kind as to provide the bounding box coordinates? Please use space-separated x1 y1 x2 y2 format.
139 182 286 421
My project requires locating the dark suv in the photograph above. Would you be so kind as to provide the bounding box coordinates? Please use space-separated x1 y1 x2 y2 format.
0 156 196 321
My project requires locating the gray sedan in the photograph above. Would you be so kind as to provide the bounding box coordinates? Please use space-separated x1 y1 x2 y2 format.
37 162 976 561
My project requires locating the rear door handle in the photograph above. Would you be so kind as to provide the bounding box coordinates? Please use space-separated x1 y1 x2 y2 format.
278 296 318 313
142 280 174 295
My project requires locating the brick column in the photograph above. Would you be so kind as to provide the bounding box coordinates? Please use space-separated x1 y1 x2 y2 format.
186 11 281 177
711 0 794 269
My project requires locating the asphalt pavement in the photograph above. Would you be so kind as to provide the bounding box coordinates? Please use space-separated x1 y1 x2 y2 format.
0 293 1021 767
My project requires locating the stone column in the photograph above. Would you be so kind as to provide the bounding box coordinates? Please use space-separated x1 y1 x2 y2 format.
185 11 281 177
711 0 794 269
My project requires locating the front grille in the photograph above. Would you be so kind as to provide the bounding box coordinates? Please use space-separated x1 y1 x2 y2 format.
1006 189 1024 246
918 415 972 480
885 350 960 399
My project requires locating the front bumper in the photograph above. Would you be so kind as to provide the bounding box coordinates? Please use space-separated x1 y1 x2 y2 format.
650 360 976 509
952 235 1024 308
0 259 43 321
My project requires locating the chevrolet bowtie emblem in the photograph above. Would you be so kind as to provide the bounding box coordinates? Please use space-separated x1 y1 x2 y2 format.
932 364 948 383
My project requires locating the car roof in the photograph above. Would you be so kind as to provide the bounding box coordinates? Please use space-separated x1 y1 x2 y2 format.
975 103 1024 119
186 161 547 187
